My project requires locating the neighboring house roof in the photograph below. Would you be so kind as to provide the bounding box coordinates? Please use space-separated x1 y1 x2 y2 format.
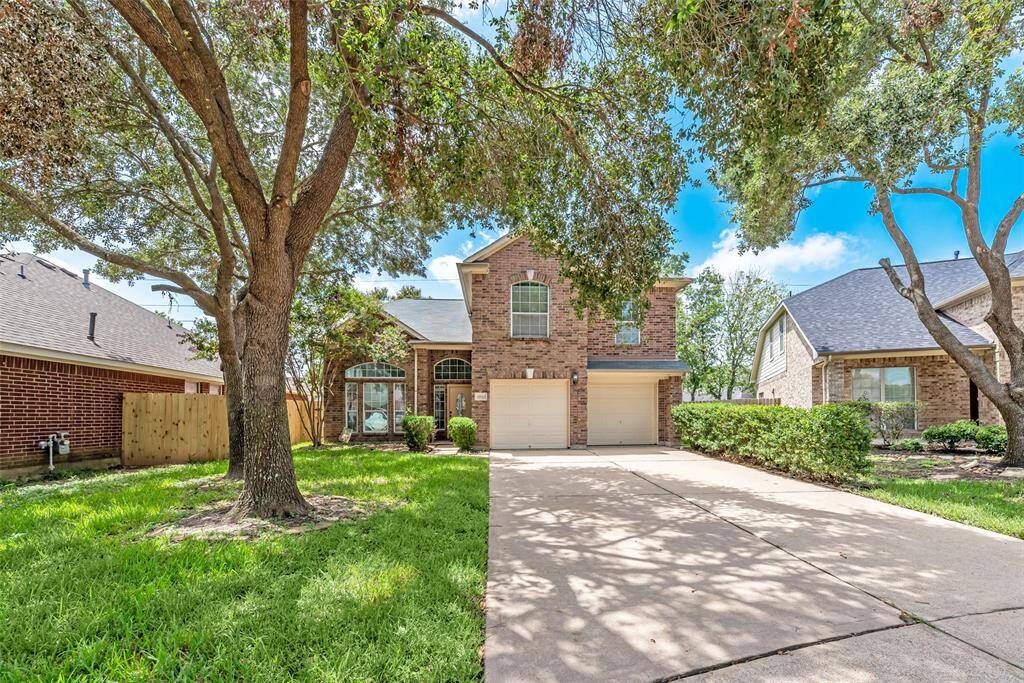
0 253 223 381
587 358 689 372
752 252 1024 380
381 298 473 344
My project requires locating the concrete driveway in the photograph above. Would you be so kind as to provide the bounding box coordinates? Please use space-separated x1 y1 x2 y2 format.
485 447 1024 682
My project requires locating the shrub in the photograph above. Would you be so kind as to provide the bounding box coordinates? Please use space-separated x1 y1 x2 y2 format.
866 402 922 447
671 402 871 481
892 438 924 452
448 417 478 450
921 420 979 451
975 425 1008 453
401 415 434 452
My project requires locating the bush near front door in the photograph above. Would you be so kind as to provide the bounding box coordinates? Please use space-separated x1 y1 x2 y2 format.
447 417 477 451
672 403 872 482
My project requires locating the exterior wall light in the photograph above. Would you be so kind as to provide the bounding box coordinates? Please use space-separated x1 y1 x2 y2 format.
571 370 579 385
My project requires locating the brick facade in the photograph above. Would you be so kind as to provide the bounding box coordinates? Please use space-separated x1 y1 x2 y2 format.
322 347 475 443
757 288 1015 427
829 351 999 429
323 237 686 447
1 354 186 472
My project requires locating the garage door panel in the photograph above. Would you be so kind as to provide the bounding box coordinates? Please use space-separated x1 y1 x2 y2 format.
588 382 657 446
490 380 569 449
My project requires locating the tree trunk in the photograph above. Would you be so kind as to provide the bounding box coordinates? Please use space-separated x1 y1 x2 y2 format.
233 264 312 518
222 351 246 479
1001 403 1024 467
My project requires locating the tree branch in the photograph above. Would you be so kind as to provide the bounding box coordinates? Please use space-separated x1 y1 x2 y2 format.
994 191 1024 255
870 187 1010 407
0 177 216 311
272 0 312 204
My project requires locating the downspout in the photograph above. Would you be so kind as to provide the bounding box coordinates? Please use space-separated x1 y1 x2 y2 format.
820 355 831 404
414 350 419 414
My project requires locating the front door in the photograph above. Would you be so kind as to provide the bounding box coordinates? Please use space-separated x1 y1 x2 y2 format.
446 384 472 427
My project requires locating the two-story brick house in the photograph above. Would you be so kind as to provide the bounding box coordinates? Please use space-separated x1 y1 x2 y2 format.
751 251 1024 429
324 234 688 448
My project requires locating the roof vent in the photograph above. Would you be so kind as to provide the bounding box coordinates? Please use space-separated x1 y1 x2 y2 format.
18 264 26 278
83 268 91 288
87 312 97 342
954 250 960 260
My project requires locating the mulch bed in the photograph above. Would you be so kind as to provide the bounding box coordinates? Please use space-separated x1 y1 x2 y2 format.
870 449 1023 482
148 495 387 542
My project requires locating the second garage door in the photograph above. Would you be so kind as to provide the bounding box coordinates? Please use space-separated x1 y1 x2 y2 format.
490 379 569 449
587 381 658 445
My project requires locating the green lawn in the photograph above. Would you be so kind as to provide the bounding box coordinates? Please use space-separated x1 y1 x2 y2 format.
857 477 1024 539
0 446 489 681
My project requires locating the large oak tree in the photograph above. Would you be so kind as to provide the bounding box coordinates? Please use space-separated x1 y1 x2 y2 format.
1 0 685 514
645 0 1024 464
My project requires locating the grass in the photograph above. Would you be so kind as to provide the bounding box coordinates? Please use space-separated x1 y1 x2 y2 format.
857 477 1024 539
0 446 489 681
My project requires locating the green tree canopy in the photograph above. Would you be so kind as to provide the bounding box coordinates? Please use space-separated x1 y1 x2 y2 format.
649 0 1024 463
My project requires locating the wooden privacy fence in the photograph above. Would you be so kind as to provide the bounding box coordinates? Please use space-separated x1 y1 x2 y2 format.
122 393 313 468
691 398 782 406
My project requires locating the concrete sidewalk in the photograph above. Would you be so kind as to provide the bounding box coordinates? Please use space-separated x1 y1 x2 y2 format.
485 447 1024 682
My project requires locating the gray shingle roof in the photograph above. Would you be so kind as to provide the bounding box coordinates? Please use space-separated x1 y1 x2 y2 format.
381 298 473 343
783 252 1024 354
0 253 222 380
588 358 689 372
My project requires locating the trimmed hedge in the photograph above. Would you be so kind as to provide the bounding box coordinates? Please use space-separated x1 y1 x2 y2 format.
448 417 478 450
921 419 979 451
975 425 1008 453
672 403 872 481
401 415 435 452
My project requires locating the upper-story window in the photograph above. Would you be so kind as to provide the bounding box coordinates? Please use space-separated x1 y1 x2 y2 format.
614 302 640 346
766 316 785 361
511 281 549 338
434 358 472 380
344 362 406 379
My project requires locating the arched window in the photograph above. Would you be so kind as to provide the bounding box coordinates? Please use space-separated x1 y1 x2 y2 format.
344 362 406 379
510 281 549 338
434 358 472 381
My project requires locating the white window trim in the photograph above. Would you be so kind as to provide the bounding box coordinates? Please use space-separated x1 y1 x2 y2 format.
614 305 640 346
393 383 406 433
345 362 406 379
433 357 472 381
345 382 359 432
851 366 918 429
362 382 389 434
510 281 550 339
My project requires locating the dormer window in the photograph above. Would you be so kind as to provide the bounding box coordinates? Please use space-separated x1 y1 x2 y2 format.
614 303 640 346
511 281 549 338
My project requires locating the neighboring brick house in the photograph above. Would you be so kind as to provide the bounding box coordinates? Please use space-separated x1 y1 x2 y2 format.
752 252 1024 430
1 253 224 476
324 234 688 448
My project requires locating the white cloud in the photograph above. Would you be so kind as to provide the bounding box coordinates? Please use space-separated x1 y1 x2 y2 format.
695 229 849 279
427 254 461 281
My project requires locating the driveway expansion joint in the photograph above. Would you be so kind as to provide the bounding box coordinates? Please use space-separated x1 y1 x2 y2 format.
649 622 915 682
624 466 1024 675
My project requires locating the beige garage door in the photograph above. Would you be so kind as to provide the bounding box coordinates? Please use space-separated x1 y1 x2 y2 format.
587 381 658 445
490 379 569 449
